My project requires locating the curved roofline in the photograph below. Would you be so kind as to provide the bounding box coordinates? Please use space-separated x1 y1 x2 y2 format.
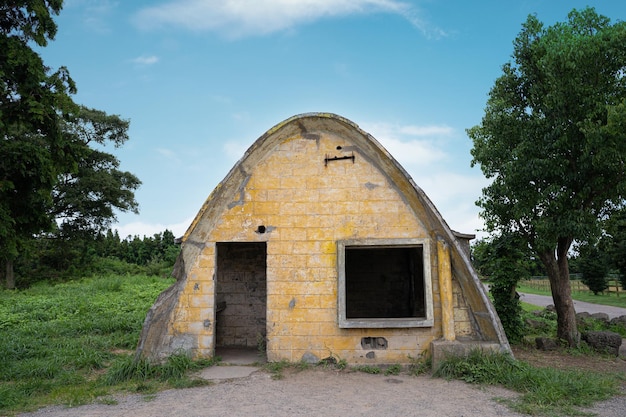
185 112 450 240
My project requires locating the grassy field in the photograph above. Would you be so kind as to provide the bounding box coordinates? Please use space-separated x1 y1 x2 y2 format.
0 275 180 415
518 279 626 309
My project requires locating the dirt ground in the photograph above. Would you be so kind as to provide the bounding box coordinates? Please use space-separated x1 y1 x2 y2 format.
512 344 626 375
18 348 626 417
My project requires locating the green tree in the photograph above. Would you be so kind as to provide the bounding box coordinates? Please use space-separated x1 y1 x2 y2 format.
602 208 626 290
472 234 529 342
468 8 626 346
577 242 610 295
51 105 141 235
1 1 77 288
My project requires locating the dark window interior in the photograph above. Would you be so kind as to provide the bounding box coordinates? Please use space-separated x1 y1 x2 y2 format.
345 246 425 319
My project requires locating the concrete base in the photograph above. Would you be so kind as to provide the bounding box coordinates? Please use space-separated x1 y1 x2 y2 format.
430 340 505 372
198 365 260 381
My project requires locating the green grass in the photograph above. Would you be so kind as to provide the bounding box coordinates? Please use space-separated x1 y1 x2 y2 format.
517 282 626 309
353 365 381 374
435 349 620 417
0 274 219 415
2 276 624 415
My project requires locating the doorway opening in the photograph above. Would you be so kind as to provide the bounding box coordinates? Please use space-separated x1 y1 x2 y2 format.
215 242 267 360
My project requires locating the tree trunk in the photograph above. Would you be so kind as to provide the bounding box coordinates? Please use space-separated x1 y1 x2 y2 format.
5 259 15 290
538 237 580 346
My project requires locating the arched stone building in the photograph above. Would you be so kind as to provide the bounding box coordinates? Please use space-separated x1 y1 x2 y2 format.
136 113 510 365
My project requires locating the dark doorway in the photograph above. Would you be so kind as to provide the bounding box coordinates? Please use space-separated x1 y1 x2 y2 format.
215 242 267 350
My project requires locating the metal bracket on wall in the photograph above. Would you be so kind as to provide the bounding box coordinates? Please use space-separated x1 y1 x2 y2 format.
324 152 355 167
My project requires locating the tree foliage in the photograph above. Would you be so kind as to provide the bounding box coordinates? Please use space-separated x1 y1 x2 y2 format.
13 229 180 286
602 208 626 290
472 234 529 342
1 2 140 288
576 242 610 295
468 8 626 345
1 1 77 276
51 105 141 235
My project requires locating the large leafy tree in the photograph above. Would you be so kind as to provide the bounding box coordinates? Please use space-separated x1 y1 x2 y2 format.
26 106 142 283
468 8 626 346
1 1 77 288
1 2 140 288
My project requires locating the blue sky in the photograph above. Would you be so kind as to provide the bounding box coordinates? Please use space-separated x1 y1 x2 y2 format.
39 0 626 239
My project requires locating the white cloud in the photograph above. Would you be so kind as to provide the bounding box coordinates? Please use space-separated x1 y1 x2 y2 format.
114 216 194 239
132 55 160 65
223 140 250 161
155 147 181 164
134 0 445 39
398 125 454 137
362 122 452 166
417 172 490 237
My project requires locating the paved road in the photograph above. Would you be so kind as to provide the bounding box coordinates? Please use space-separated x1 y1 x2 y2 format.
519 292 626 319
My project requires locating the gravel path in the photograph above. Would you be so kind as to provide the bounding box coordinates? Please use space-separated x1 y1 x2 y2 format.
18 368 626 417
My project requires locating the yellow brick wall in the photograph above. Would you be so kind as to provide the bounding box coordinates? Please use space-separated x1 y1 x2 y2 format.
452 280 475 338
175 132 446 363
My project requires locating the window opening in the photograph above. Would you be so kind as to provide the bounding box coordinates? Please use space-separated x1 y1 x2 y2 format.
337 239 433 328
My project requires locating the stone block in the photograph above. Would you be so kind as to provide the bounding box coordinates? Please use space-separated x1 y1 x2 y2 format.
535 337 558 351
590 313 610 323
582 331 622 356
430 340 504 372
576 312 591 320
610 315 626 328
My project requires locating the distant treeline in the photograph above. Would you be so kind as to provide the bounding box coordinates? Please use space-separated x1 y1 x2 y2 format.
8 230 180 287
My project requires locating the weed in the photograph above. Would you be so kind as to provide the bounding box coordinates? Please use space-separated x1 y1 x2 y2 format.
384 364 402 376
295 361 312 371
317 348 347 370
434 349 619 416
134 382 159 394
158 352 195 381
407 352 431 376
256 333 266 355
353 365 381 374
264 360 290 380
97 397 118 405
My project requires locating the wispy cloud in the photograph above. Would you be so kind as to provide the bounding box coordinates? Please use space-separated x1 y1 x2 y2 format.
156 147 181 163
134 0 446 39
67 0 118 33
362 122 453 166
132 55 160 65
223 140 250 161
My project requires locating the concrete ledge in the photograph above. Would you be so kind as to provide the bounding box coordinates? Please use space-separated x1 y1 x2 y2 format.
430 340 505 372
